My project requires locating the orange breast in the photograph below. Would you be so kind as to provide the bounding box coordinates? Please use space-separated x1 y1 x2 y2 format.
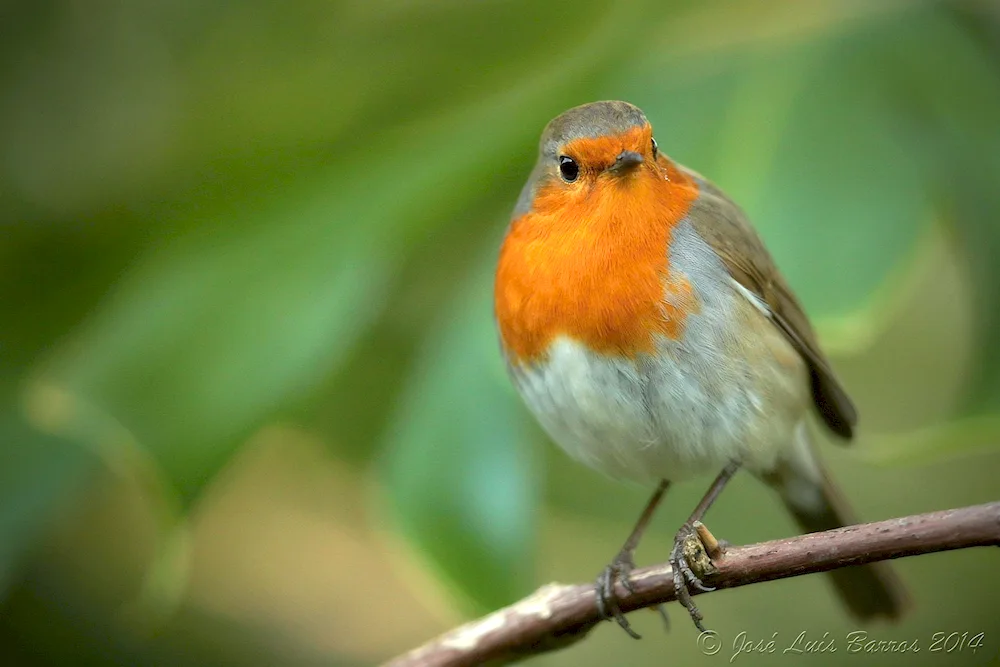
495 158 700 364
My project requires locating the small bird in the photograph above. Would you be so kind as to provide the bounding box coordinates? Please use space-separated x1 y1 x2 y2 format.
493 100 909 636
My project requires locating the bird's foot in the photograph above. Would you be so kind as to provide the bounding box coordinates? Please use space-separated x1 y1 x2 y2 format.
669 521 723 632
595 550 669 639
596 550 641 639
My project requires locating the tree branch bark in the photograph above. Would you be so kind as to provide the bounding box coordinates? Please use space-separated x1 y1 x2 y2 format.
384 501 1000 667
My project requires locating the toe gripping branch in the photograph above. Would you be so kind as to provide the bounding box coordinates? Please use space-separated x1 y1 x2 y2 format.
595 462 740 637
670 521 724 632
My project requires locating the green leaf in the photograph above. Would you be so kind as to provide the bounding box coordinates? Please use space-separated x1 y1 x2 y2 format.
849 8 1000 459
36 195 393 502
890 11 1000 415
380 254 539 612
862 414 1000 467
792 7 1000 461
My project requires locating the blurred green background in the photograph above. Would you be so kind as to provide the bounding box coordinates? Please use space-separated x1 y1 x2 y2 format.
2 0 1000 665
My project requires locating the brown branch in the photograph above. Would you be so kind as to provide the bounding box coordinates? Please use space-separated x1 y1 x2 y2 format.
384 501 1000 667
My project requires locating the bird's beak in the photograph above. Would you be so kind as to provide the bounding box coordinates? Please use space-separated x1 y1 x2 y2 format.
608 150 645 175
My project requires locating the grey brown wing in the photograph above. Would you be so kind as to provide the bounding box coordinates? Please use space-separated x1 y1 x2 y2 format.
683 169 857 439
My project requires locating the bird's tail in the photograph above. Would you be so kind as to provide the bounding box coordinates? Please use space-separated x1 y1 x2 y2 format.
763 425 911 621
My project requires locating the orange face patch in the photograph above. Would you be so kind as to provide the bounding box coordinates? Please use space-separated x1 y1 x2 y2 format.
561 124 652 173
495 139 701 365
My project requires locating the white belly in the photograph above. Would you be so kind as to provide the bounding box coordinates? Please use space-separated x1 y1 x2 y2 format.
507 220 811 484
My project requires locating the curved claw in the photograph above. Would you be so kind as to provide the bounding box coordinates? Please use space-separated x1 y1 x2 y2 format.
595 556 642 639
681 561 716 592
669 523 721 633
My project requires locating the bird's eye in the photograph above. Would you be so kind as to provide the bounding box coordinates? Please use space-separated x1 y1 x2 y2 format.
651 137 658 158
558 155 579 182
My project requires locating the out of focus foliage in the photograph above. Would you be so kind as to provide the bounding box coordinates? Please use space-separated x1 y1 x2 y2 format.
1 1 999 665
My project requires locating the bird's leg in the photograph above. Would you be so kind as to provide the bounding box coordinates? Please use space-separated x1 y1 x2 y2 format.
596 479 670 639
670 461 740 632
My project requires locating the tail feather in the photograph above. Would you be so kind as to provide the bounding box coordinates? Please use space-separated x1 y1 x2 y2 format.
764 428 911 621
781 474 911 620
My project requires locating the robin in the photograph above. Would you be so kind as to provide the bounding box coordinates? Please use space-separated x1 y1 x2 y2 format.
493 101 909 636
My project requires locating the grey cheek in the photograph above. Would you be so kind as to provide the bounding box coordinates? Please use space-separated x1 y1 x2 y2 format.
512 164 558 218
512 180 536 218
